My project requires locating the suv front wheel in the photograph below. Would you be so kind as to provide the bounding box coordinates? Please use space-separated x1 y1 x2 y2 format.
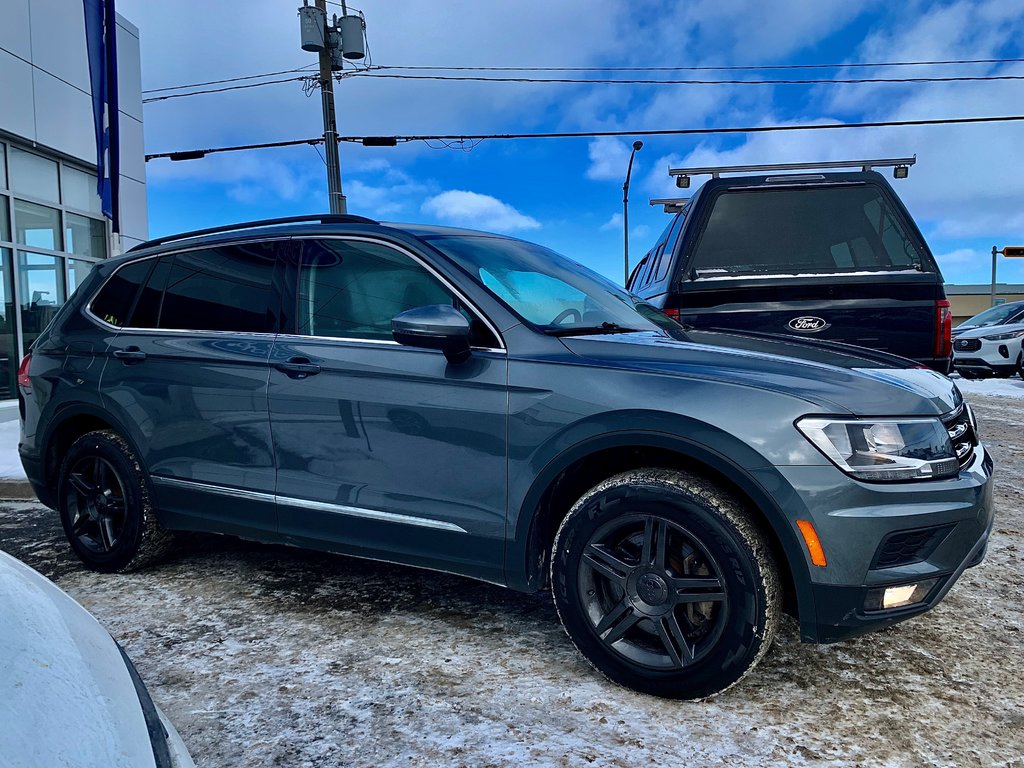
551 468 780 699
57 430 172 572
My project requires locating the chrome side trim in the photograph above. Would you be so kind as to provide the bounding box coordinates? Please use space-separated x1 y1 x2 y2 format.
151 475 468 534
274 495 468 533
151 476 277 504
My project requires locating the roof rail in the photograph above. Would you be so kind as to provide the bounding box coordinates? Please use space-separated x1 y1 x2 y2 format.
649 197 691 214
129 213 378 252
668 156 916 188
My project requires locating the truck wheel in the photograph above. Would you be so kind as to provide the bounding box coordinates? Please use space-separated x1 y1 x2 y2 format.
57 430 173 573
551 469 780 699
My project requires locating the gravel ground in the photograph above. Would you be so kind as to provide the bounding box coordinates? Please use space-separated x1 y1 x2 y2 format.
2 392 1023 767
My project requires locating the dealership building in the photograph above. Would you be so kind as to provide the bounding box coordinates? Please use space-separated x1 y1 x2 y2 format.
0 0 146 401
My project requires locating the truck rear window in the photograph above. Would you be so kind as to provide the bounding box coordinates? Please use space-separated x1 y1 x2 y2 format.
690 185 931 279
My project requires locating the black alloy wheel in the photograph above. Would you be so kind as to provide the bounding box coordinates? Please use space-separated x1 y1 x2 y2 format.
58 430 173 572
579 514 728 671
65 455 128 555
552 468 780 699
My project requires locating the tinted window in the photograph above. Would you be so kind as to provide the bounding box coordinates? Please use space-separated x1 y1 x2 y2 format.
627 255 650 291
644 244 665 287
127 256 171 328
296 239 455 341
657 216 685 281
691 185 930 278
159 245 276 333
90 259 152 327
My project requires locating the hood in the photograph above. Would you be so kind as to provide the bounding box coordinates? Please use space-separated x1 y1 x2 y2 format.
953 321 1024 340
559 329 960 416
0 551 159 767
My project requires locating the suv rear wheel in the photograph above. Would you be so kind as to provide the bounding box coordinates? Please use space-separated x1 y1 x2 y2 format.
57 430 172 572
551 468 780 699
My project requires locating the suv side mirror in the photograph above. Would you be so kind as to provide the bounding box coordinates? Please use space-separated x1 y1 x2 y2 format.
392 305 472 364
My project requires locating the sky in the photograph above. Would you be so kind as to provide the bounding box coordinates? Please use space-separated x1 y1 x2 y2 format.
119 0 1024 287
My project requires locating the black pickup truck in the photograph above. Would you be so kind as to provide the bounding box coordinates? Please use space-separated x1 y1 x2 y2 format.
628 165 952 373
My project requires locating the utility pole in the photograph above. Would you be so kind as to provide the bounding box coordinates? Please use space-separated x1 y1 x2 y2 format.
299 1 366 213
316 0 345 214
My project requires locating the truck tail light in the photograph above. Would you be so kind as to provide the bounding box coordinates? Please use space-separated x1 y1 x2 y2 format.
662 307 682 322
17 353 32 390
935 299 952 359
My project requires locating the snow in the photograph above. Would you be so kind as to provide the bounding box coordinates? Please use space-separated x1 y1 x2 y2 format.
0 419 26 480
952 375 1024 399
0 398 1021 766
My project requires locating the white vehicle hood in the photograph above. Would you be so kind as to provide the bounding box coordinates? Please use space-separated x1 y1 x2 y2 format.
0 551 159 767
954 321 1024 340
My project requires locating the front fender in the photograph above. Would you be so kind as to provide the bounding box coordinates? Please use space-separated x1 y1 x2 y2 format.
504 413 816 636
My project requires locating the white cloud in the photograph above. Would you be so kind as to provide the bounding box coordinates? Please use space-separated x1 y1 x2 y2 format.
935 248 980 268
586 138 634 182
600 212 622 231
421 190 541 232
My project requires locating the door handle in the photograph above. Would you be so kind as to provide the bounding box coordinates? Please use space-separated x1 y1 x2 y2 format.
273 356 321 379
113 346 146 363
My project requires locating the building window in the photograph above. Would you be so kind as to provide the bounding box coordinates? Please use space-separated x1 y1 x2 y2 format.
9 147 60 205
0 140 111 398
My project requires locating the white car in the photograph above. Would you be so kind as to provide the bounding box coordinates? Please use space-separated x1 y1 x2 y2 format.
952 321 1024 379
0 550 194 767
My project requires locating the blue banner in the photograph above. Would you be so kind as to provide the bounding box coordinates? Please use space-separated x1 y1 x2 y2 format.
83 0 120 233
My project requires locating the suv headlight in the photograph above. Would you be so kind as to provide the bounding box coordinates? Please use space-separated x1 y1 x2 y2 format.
796 417 959 482
980 329 1024 341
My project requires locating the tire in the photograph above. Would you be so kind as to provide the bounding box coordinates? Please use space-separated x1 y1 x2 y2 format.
57 430 173 573
958 370 979 380
551 469 780 699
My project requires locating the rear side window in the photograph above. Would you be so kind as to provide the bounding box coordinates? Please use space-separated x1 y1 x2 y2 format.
90 259 152 326
627 255 650 291
657 215 685 281
690 185 930 278
127 256 172 329
159 246 277 333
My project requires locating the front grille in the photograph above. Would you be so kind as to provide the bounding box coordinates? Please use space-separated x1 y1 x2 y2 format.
871 524 955 569
955 338 982 352
942 404 978 469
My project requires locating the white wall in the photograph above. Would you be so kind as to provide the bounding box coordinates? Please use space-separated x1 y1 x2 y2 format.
0 0 147 249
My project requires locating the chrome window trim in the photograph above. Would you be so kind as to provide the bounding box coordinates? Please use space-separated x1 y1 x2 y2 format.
151 475 468 534
273 332 506 354
83 234 507 351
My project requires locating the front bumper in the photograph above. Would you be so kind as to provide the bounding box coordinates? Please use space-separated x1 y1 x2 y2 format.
953 337 1023 377
758 443 995 644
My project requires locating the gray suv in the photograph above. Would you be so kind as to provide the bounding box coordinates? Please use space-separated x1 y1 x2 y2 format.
17 214 994 699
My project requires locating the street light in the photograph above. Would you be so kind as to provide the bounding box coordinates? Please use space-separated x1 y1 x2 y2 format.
991 245 1024 306
622 140 643 285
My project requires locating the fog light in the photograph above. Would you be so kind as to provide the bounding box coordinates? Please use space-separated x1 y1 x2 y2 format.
863 578 939 611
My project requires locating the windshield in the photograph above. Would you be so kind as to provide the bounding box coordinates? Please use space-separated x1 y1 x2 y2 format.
425 235 680 334
961 303 1024 328
690 184 932 278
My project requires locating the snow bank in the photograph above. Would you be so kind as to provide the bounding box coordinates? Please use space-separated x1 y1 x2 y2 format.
0 419 26 480
953 376 1024 400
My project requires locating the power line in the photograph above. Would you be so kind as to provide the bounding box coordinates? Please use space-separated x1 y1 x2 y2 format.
342 72 1024 86
142 75 312 103
145 113 1024 161
142 66 315 94
371 57 1024 72
138 56 1024 102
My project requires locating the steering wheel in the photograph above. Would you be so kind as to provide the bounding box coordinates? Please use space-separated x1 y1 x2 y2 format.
551 308 582 325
